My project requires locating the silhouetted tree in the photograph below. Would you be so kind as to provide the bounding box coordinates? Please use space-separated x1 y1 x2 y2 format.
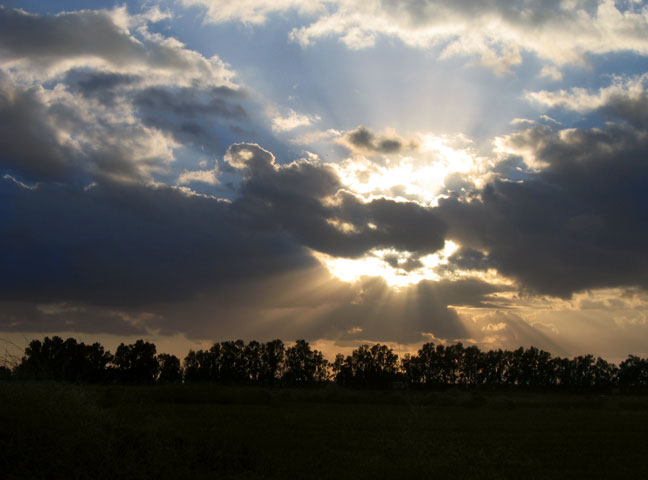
334 344 399 387
333 353 354 385
218 340 247 382
514 347 555 388
591 357 618 390
284 340 328 384
244 341 263 382
9 335 644 392
441 343 463 385
112 340 159 383
260 339 285 384
157 353 182 383
459 345 483 385
14 336 111 382
619 355 648 391
481 349 508 387
82 342 113 382
184 340 282 384
183 349 213 382
411 343 442 386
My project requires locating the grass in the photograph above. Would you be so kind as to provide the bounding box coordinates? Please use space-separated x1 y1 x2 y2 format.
1 383 647 479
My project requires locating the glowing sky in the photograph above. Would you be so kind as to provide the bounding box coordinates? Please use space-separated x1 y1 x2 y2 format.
1 0 648 361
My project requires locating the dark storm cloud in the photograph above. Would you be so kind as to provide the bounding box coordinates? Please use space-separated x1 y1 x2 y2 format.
0 302 147 336
440 122 648 297
599 91 648 129
445 247 490 272
383 254 423 272
227 143 447 258
135 86 246 118
0 137 448 310
64 70 140 105
344 126 411 154
0 178 314 307
134 86 248 151
0 166 493 343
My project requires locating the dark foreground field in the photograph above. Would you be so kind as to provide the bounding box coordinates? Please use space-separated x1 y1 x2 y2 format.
1 384 647 479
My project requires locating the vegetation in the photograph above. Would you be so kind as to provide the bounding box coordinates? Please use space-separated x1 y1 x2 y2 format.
2 383 648 479
3 337 648 478
2 335 648 392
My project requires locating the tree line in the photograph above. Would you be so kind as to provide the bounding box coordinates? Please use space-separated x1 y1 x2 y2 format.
1 336 648 392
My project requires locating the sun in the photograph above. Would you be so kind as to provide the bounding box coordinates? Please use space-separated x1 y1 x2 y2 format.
332 133 487 205
312 241 460 288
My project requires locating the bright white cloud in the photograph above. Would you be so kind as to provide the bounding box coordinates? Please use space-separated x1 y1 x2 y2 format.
178 169 219 185
179 0 328 24
527 73 648 111
334 131 489 205
271 108 319 132
182 0 648 72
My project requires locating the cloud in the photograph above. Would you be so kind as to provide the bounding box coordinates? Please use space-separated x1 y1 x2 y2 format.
0 170 502 345
527 73 648 128
0 301 149 336
182 1 648 72
440 120 648 298
225 143 447 258
133 85 250 152
341 126 414 154
0 6 233 85
0 73 78 181
333 131 488 205
0 135 451 318
179 0 326 25
271 109 319 132
461 311 568 355
177 169 219 185
2 3 648 356
117 274 502 345
0 6 264 185
0 177 315 307
0 72 179 183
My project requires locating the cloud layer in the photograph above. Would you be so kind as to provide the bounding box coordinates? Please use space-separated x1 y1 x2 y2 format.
1 3 647 359
183 0 648 73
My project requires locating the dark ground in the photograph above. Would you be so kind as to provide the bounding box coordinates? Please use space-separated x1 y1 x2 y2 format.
1 384 647 479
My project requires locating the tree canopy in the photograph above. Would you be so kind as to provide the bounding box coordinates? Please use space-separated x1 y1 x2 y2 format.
4 336 648 392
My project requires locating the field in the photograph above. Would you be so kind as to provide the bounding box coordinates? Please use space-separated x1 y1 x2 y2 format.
1 384 647 479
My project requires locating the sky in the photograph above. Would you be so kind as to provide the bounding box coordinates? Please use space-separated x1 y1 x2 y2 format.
1 0 648 362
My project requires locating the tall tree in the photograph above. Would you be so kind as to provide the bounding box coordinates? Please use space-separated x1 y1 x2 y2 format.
14 336 111 382
284 340 328 384
260 339 285 383
113 340 159 383
244 340 263 382
336 344 399 387
619 355 648 391
158 353 182 383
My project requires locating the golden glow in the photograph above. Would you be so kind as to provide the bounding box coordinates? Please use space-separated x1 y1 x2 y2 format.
313 240 460 288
